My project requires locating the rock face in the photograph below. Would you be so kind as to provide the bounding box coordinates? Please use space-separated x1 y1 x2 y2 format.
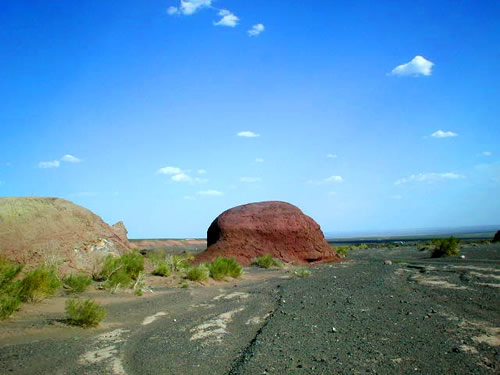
0 197 130 273
493 230 500 243
196 201 340 265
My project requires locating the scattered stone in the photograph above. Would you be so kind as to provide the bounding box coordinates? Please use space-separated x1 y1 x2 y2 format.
332 327 337 333
196 201 341 265
384 260 393 265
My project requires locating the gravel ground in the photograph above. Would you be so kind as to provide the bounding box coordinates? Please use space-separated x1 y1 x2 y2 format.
0 244 498 374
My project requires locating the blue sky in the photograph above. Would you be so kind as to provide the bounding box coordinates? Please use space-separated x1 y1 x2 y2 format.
1 0 499 238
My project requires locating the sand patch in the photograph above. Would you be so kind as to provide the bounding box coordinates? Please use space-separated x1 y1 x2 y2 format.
190 307 245 344
410 273 468 290
213 292 249 301
142 312 167 326
246 313 270 325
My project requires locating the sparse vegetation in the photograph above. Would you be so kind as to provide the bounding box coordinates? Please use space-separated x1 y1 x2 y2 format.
0 295 22 319
293 268 311 278
65 298 106 327
152 261 171 277
186 265 209 282
63 274 92 293
253 254 283 269
208 257 243 280
18 266 61 303
336 246 350 257
95 251 144 290
429 237 461 258
167 255 194 272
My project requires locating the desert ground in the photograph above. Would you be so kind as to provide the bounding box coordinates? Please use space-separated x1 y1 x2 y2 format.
0 242 499 375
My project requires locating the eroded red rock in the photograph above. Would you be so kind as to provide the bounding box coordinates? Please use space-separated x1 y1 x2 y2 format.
196 201 340 265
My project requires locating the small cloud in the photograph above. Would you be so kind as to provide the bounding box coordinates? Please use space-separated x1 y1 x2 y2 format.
390 55 434 77
184 195 196 200
197 169 207 174
197 189 224 196
307 175 344 185
255 158 264 163
171 173 192 182
391 194 402 200
61 154 81 163
395 172 465 185
39 160 60 168
168 0 212 16
248 23 265 36
237 131 260 138
214 9 239 27
431 130 458 138
240 177 262 183
482 151 492 156
157 166 182 175
327 154 338 159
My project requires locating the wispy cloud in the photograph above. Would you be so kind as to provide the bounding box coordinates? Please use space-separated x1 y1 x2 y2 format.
157 166 182 175
395 172 465 185
184 195 196 200
248 24 264 36
327 154 338 159
39 160 60 168
61 154 81 163
390 56 434 77
197 189 223 196
255 158 264 163
171 173 192 182
307 175 344 184
431 130 458 138
197 169 207 174
237 131 260 138
167 0 212 16
214 9 239 27
240 177 262 183
482 151 492 156
391 194 402 200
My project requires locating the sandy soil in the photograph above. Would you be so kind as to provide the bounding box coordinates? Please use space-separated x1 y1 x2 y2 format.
0 244 498 374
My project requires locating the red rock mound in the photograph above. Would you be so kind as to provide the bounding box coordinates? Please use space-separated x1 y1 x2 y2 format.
196 201 340 265
0 196 131 273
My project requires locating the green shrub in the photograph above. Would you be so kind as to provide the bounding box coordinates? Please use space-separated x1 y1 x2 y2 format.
358 244 368 250
65 298 106 327
18 266 61 303
293 268 311 278
208 258 243 280
253 254 283 269
0 259 24 290
0 295 22 320
336 246 350 257
186 265 209 282
63 274 92 293
430 237 461 258
152 261 171 277
96 251 144 290
167 255 193 272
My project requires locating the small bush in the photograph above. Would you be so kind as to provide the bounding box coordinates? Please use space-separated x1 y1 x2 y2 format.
65 298 106 327
0 259 24 290
430 237 461 258
152 261 171 277
253 254 283 269
0 295 22 320
358 244 368 250
186 265 209 282
293 268 311 278
167 255 193 272
336 246 350 257
63 274 92 293
208 258 243 280
96 251 144 290
18 266 61 303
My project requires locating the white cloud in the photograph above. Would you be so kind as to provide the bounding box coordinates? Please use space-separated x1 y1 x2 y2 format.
240 177 262 183
482 151 492 156
214 9 239 27
395 172 465 185
197 189 223 196
327 154 338 159
167 6 180 15
61 154 81 163
237 131 260 138
157 166 182 175
39 160 60 168
308 175 344 184
168 0 212 16
255 158 264 163
390 55 434 77
431 130 458 138
197 169 207 174
171 173 192 182
248 24 265 36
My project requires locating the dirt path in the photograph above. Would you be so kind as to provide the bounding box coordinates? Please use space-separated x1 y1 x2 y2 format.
0 244 498 374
